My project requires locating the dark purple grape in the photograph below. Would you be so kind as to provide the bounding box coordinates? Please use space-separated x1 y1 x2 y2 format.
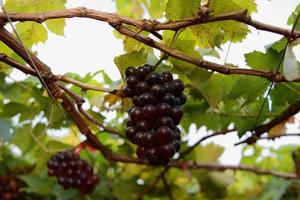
136 67 149 79
143 64 154 72
126 75 139 89
164 82 174 93
150 84 165 98
178 93 187 105
174 97 181 105
172 140 181 152
136 120 151 131
143 130 155 147
130 107 144 122
125 66 136 77
161 71 173 82
136 146 147 159
133 131 145 146
142 104 157 120
156 103 172 117
154 116 174 129
140 92 157 105
154 126 173 144
171 106 183 121
132 95 142 106
123 86 134 97
125 126 138 140
172 79 184 95
146 148 159 164
145 72 160 85
126 118 134 127
135 81 150 95
158 143 176 159
173 127 181 140
162 93 176 106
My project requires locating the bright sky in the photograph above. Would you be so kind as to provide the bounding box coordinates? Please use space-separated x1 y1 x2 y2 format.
9 0 300 164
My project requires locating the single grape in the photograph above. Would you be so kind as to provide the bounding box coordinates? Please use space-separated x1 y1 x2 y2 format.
150 84 165 99
125 66 136 77
136 66 149 79
136 120 151 131
164 82 174 93
158 143 176 159
143 130 155 147
136 146 147 159
135 81 150 95
140 92 157 105
161 71 173 82
126 75 139 89
178 93 187 105
126 118 134 127
126 126 138 140
173 127 181 140
154 116 174 129
143 64 154 72
172 140 181 152
142 104 157 120
133 131 145 146
172 79 184 95
154 126 173 144
156 103 172 117
130 107 144 122
171 106 184 121
145 72 160 85
146 148 159 164
123 86 134 97
161 93 176 106
132 95 142 106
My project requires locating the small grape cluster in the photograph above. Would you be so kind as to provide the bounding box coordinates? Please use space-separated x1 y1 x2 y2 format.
123 64 186 165
47 150 99 194
0 176 20 200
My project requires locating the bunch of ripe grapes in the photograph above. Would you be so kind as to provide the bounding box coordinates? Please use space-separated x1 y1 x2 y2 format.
0 176 21 200
123 64 186 165
47 150 99 194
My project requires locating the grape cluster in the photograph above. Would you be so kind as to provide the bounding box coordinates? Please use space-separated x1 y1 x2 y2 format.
123 64 186 165
0 176 20 200
47 150 99 194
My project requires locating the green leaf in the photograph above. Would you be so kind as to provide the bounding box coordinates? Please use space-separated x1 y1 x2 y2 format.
20 174 54 195
245 49 282 70
45 19 66 36
116 0 143 18
166 0 200 20
0 119 12 141
0 83 22 103
228 77 269 106
12 125 34 153
257 178 290 200
210 0 256 15
6 0 67 13
16 22 48 48
1 102 30 117
189 143 224 163
143 0 168 19
114 51 147 77
191 21 248 48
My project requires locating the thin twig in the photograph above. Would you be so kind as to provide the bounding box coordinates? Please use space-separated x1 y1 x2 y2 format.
179 129 236 158
162 174 174 200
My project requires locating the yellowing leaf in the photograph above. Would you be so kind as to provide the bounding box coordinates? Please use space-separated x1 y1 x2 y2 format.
45 19 66 36
166 0 200 20
103 94 121 108
15 22 48 48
